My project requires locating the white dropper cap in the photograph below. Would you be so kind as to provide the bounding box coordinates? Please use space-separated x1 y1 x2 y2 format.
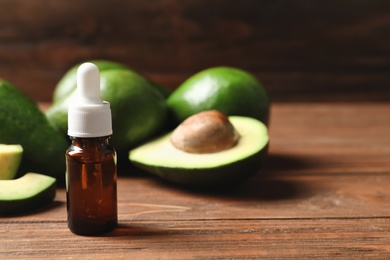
68 62 113 138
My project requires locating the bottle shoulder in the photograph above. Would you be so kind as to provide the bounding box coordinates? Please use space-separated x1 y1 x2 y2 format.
66 140 116 164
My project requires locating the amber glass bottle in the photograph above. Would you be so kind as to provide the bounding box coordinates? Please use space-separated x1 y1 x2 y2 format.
66 136 117 235
66 62 117 235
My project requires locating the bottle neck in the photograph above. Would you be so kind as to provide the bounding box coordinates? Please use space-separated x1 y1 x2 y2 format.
70 136 111 148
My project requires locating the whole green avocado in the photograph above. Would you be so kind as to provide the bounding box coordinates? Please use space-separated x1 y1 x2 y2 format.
46 60 168 164
0 79 68 182
167 66 270 126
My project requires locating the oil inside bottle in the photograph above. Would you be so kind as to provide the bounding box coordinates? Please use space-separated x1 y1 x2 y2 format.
66 138 117 235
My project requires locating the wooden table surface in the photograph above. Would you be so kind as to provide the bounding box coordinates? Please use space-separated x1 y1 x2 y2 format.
1 102 390 259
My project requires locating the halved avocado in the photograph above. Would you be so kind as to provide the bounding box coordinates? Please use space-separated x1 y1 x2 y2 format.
0 173 56 214
129 116 269 188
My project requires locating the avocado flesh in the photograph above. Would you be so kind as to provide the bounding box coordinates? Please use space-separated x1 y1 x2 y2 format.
0 144 23 180
129 116 269 187
0 173 56 214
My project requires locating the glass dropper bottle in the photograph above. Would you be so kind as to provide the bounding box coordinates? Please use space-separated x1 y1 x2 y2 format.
65 62 117 235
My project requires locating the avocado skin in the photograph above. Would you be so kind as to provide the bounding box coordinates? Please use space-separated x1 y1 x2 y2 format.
46 61 169 165
167 66 270 127
52 60 169 104
0 179 56 215
132 144 268 188
0 80 68 182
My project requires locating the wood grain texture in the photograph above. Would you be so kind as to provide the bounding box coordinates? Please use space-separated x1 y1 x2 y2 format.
1 103 390 258
2 219 390 259
0 0 389 102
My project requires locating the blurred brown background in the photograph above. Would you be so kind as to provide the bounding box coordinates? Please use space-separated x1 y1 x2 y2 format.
0 0 389 103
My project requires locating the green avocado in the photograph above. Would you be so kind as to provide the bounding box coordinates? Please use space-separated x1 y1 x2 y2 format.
0 144 23 180
0 172 56 215
0 80 68 181
52 60 169 104
46 61 168 163
129 116 268 188
52 60 130 103
167 66 270 127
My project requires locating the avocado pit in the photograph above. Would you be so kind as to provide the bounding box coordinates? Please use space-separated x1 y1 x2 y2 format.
170 110 240 153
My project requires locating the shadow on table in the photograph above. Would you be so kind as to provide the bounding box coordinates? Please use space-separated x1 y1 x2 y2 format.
102 223 172 238
0 200 65 218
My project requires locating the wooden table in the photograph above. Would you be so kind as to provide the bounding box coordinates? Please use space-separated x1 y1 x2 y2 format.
1 103 390 259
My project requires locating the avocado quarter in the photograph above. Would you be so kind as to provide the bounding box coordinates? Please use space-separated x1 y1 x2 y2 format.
0 173 56 215
129 116 269 188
